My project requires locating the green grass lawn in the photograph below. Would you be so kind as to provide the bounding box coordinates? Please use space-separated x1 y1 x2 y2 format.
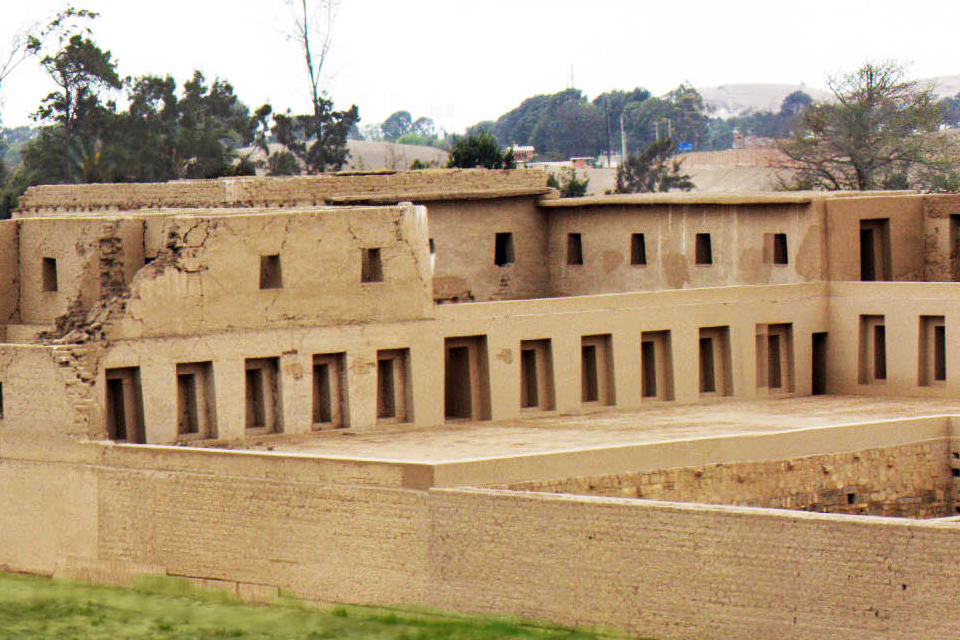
0 572 640 640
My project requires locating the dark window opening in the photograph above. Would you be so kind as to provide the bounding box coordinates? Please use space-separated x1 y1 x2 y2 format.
0 382 4 419
874 325 887 380
520 348 539 408
641 341 657 398
494 233 515 266
699 337 716 393
106 378 127 441
377 358 396 418
581 344 599 402
695 233 712 265
631 233 647 265
567 233 584 265
860 228 876 281
773 233 788 264
445 346 472 418
935 324 947 382
812 332 828 395
847 492 857 505
429 238 435 254
42 257 58 292
362 248 384 283
259 254 283 289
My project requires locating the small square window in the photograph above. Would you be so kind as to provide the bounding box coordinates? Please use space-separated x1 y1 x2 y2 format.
259 254 283 289
630 234 646 265
362 248 384 283
42 258 58 292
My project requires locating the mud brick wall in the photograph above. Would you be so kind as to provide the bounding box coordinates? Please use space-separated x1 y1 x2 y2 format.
428 487 960 640
16 169 550 214
96 468 430 605
501 440 954 518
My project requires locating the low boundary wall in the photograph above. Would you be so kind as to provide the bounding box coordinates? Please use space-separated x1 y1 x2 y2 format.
4 421 960 639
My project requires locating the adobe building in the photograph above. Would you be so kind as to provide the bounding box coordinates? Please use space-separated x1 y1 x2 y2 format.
3 169 960 638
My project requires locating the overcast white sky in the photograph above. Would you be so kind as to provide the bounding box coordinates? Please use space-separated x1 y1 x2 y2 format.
1 0 959 133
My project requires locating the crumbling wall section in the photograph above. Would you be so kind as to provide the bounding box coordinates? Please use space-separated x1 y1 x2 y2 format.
106 206 433 340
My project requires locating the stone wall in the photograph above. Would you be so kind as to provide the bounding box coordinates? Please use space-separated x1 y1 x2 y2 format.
15 169 551 215
501 440 954 518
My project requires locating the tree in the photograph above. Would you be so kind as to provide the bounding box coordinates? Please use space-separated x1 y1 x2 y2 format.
613 138 694 193
282 0 360 173
381 110 412 141
447 133 516 169
778 61 948 191
547 166 589 197
27 7 122 181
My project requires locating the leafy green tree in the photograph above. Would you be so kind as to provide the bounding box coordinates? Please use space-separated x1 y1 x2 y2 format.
410 117 435 137
547 167 589 197
267 150 300 175
614 138 695 193
779 61 948 190
447 133 516 169
381 110 412 141
27 7 121 181
271 99 359 173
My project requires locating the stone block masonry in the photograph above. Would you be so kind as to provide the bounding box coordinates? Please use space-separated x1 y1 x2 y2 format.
502 440 955 518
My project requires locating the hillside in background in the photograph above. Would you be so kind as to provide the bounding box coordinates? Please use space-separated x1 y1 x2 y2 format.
696 83 831 118
697 74 960 117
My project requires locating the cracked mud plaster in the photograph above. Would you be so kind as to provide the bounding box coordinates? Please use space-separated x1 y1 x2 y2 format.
42 220 208 346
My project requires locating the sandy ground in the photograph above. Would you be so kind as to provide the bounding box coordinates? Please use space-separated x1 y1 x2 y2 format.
235 395 960 462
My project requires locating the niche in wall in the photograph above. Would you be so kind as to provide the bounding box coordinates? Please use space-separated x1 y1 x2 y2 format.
176 361 217 438
641 330 674 401
313 352 347 428
858 315 886 384
444 336 492 421
377 348 411 423
245 357 281 433
581 334 615 406
105 367 146 443
919 316 946 387
520 339 555 411
699 326 733 396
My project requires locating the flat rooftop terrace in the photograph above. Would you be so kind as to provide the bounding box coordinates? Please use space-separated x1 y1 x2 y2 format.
232 395 960 464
